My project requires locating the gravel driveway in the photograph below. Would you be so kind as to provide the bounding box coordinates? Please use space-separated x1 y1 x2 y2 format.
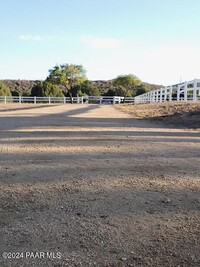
0 104 200 267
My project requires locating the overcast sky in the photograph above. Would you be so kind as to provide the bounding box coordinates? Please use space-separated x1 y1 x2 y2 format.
1 0 200 85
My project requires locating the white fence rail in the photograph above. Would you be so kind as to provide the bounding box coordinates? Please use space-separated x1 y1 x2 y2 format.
0 96 128 105
134 79 200 104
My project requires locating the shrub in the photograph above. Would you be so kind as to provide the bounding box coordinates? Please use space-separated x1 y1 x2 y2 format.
0 81 12 96
31 82 64 97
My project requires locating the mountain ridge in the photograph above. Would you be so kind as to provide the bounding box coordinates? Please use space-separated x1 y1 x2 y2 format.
1 79 163 96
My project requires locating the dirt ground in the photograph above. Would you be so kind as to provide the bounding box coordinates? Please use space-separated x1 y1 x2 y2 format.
0 103 200 267
116 102 200 129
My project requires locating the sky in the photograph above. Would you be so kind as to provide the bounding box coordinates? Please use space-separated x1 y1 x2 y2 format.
0 0 200 85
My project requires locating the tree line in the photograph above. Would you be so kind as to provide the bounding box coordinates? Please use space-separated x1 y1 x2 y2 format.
0 63 161 97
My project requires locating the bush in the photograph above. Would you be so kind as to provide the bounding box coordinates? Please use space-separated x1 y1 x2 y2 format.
0 81 12 96
31 82 64 97
44 83 64 97
103 89 116 96
78 80 100 96
134 87 147 96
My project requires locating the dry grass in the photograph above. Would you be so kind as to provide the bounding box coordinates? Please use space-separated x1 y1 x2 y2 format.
115 102 200 129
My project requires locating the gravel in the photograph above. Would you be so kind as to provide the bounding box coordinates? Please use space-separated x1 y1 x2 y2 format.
0 103 200 267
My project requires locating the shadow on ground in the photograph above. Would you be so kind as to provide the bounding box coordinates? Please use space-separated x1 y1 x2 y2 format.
0 104 200 267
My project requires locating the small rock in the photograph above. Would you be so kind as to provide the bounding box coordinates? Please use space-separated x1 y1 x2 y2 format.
110 249 118 254
146 209 156 214
191 254 198 263
121 257 127 261
162 198 171 203
100 215 108 219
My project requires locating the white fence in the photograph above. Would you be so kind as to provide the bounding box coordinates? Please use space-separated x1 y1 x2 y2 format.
0 95 129 105
134 79 200 104
1 79 200 105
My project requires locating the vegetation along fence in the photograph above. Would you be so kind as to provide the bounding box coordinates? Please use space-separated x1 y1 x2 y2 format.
134 79 200 104
1 79 200 105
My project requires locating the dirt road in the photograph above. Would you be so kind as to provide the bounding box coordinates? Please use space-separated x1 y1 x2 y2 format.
0 104 200 267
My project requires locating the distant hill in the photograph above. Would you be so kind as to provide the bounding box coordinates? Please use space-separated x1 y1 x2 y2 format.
92 80 163 94
2 79 41 96
2 80 40 96
1 79 163 96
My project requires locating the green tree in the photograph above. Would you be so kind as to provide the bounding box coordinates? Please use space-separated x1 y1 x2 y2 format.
77 80 100 96
134 86 148 96
31 82 45 96
0 81 12 96
46 64 87 98
44 82 64 97
103 88 116 96
31 81 64 97
113 74 141 97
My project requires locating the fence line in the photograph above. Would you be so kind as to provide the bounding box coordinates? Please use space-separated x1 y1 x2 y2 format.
134 79 200 104
0 96 128 105
1 79 200 105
